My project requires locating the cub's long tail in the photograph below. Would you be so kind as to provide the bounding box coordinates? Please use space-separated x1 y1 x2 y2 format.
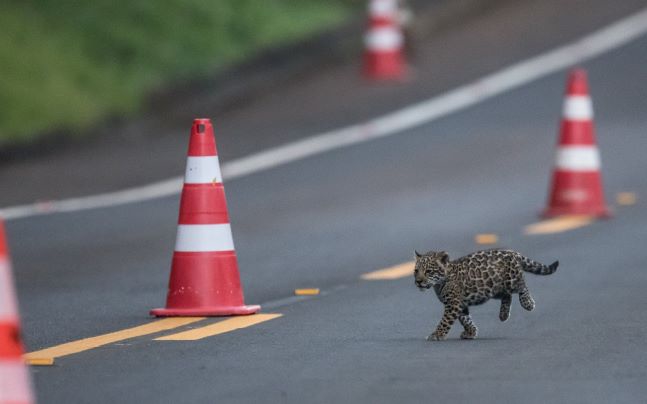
521 257 559 275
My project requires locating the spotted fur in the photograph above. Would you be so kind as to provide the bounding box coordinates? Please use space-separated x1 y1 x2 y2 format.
414 249 558 341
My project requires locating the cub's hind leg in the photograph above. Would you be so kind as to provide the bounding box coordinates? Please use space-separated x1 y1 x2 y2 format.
517 279 536 311
499 293 512 321
458 307 478 339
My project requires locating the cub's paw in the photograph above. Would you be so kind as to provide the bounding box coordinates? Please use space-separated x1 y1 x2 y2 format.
426 332 446 341
460 329 478 340
499 312 510 322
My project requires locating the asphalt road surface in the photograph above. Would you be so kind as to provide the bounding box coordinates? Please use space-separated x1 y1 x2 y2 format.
4 1 647 403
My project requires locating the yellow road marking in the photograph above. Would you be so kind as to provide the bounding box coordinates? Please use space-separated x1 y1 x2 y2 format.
294 288 320 296
24 317 204 361
361 261 414 281
25 357 55 366
475 233 498 245
616 192 637 206
155 314 282 341
524 215 594 235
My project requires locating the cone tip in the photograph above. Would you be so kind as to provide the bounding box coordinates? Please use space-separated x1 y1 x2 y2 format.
566 68 589 95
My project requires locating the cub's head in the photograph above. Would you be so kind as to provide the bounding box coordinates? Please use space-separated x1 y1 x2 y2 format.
414 250 449 290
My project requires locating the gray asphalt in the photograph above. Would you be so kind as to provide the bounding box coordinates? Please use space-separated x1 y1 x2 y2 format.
5 1 647 403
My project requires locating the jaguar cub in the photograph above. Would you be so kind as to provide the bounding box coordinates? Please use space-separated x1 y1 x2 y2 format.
414 249 558 341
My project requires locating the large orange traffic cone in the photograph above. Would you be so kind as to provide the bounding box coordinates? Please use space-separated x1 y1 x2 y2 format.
362 0 407 81
543 68 611 218
151 119 260 317
0 220 35 404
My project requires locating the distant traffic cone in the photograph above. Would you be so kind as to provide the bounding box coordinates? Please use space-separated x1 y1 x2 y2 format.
151 119 260 317
362 0 407 81
543 69 611 217
0 220 35 404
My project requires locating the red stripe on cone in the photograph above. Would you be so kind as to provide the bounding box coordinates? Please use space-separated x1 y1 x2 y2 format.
543 69 611 218
362 0 407 81
0 220 35 404
151 119 260 317
178 184 230 225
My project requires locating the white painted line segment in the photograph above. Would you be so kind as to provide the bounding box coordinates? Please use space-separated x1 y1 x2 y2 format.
175 224 235 252
3 7 647 222
555 146 601 171
184 156 222 184
563 96 594 120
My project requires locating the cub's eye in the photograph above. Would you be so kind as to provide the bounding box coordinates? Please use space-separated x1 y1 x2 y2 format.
425 269 432 275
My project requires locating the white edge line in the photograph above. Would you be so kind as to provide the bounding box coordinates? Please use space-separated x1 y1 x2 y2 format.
3 7 647 222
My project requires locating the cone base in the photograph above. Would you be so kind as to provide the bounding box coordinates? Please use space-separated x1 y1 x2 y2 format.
542 206 612 218
150 304 261 317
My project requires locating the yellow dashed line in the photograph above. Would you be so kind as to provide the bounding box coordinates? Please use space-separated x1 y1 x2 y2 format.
616 192 637 206
24 317 205 361
294 288 320 296
361 261 414 280
475 233 499 245
524 215 594 235
25 357 55 366
155 314 282 341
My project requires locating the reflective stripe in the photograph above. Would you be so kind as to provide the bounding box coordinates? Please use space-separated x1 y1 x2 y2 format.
0 361 34 403
184 156 222 184
365 27 402 51
555 146 600 171
175 224 234 252
0 260 18 319
562 96 593 120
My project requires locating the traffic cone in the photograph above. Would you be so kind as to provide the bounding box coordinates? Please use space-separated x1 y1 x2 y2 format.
543 68 611 218
0 220 35 404
151 119 260 317
362 0 407 81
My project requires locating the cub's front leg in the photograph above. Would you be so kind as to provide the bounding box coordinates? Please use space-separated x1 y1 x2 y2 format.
428 297 462 341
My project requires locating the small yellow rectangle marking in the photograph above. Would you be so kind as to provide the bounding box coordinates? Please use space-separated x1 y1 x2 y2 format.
294 288 320 296
616 192 637 206
475 233 498 245
524 215 594 235
24 317 204 361
361 261 414 280
155 314 282 341
25 358 55 366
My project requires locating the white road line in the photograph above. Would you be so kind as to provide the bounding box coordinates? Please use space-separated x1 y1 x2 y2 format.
3 7 647 222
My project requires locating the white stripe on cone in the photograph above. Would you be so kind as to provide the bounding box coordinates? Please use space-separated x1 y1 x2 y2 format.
184 156 222 184
175 224 235 252
0 362 34 403
369 0 397 17
555 146 601 171
0 260 18 319
562 96 593 120
365 27 403 51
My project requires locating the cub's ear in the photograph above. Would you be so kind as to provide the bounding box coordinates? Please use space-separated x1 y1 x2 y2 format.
439 251 449 264
414 250 421 258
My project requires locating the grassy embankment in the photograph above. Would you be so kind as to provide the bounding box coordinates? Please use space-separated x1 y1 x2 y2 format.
0 1 354 147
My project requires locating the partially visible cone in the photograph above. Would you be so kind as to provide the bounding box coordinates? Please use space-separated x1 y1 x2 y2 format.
0 220 35 404
151 119 260 317
543 68 611 217
362 0 406 81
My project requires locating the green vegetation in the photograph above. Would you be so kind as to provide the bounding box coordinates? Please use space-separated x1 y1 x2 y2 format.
0 0 354 146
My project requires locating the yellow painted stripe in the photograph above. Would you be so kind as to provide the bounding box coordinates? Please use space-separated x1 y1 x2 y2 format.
25 357 55 366
361 261 414 280
475 233 498 245
155 314 282 341
616 192 637 206
24 317 204 360
524 215 594 235
294 288 320 296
